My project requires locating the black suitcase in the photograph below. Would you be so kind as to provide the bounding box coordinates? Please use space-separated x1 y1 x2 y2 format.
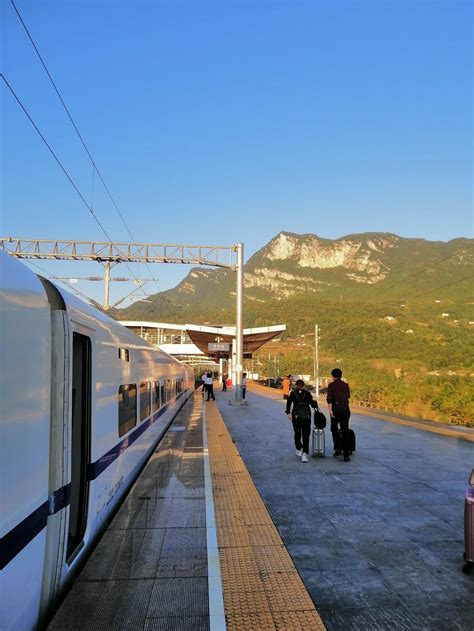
337 428 356 454
463 469 474 574
347 429 356 454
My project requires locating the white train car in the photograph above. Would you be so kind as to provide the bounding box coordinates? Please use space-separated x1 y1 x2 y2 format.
0 252 194 630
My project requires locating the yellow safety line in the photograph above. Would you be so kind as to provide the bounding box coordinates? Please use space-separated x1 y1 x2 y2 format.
205 401 326 631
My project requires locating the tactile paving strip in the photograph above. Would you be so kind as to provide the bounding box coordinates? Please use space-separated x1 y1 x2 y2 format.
225 612 276 631
218 547 259 577
273 610 328 630
221 571 264 593
222 590 271 616
205 402 325 630
214 508 273 527
254 547 299 575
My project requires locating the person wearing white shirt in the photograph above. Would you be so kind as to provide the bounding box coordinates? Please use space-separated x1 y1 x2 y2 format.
205 372 215 401
242 372 247 400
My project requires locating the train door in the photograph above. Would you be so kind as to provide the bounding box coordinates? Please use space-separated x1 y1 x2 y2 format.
66 332 91 563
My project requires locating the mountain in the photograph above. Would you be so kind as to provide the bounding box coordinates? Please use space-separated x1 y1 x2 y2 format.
116 231 474 322
114 231 474 424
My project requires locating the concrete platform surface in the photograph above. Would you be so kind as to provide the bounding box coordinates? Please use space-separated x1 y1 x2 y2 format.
48 397 211 631
47 391 325 631
216 384 474 631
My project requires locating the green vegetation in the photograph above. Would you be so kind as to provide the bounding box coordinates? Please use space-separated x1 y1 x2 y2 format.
250 297 474 426
115 232 474 426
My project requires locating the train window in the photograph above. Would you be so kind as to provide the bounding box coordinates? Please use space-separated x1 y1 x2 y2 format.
140 382 151 421
118 348 129 362
151 381 159 413
118 384 137 436
160 381 166 405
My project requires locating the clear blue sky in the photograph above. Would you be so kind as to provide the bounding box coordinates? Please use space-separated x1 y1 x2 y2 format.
1 0 472 305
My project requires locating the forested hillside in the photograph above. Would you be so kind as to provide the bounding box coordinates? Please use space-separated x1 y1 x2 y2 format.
114 232 474 425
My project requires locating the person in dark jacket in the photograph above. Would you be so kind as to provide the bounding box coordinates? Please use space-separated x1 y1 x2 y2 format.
327 368 351 461
285 379 318 462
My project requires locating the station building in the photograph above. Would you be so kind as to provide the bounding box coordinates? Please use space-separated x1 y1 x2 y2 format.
120 320 286 381
118 321 215 370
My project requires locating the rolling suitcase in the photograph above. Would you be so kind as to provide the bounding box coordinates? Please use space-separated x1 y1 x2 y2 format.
347 429 356 454
312 428 325 458
336 428 356 454
463 469 474 574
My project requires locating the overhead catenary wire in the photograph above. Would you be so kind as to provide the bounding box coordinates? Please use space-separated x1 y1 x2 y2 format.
10 0 163 303
1 73 142 297
26 259 101 307
11 0 133 240
372 241 474 299
356 270 474 302
415 273 474 297
1 74 115 243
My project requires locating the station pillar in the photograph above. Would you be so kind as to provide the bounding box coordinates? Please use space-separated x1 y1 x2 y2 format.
231 338 236 386
230 243 246 405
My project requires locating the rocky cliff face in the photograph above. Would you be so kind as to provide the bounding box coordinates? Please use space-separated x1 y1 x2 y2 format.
265 232 396 271
244 232 398 297
117 231 473 319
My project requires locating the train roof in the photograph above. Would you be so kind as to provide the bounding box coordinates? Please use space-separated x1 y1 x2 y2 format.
0 252 184 366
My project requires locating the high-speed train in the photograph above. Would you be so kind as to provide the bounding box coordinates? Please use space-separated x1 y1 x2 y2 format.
0 252 194 630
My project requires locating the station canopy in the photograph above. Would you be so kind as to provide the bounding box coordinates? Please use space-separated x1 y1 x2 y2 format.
185 324 286 357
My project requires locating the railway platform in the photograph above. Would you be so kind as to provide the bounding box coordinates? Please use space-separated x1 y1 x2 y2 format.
47 390 324 630
48 384 473 630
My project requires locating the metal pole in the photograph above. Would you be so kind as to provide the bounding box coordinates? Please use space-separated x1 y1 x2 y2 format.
234 243 244 401
103 260 111 310
315 324 319 400
231 338 236 387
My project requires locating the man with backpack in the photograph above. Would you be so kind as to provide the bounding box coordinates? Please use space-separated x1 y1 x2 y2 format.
285 379 318 462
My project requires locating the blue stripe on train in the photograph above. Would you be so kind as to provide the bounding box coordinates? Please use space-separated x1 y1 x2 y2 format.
0 390 186 569
86 393 182 480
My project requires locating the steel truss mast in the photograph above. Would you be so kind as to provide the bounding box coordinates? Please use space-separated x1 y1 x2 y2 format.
0 238 236 269
0 237 246 402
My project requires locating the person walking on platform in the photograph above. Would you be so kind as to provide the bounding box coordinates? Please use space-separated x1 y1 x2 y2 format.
327 368 351 462
285 379 318 463
282 375 291 400
205 372 215 401
222 372 228 392
242 372 247 399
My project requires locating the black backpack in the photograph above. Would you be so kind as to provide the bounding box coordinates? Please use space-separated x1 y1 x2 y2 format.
295 391 310 420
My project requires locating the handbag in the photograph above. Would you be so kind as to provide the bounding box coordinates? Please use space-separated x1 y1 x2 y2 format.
313 406 327 430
